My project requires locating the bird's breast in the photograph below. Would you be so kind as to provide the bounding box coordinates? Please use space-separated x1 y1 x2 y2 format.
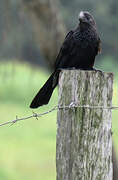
73 30 97 48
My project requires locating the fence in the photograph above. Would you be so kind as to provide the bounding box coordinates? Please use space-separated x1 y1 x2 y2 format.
0 69 115 179
56 70 113 180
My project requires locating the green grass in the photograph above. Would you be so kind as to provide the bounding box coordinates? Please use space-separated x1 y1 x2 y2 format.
0 60 57 180
0 59 118 180
112 82 118 151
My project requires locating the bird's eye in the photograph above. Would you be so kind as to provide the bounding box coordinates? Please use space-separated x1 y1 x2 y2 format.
86 16 90 20
84 14 90 20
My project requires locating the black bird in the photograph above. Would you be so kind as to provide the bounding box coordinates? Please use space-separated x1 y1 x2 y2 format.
30 11 101 108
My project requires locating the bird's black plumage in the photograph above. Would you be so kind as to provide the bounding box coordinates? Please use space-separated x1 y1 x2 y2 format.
30 11 101 108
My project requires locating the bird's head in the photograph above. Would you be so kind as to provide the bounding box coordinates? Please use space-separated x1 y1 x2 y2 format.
78 11 96 28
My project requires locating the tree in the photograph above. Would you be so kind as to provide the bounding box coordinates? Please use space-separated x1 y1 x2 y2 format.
22 0 66 69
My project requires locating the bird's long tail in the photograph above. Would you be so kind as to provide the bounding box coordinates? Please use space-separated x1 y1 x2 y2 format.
30 71 59 108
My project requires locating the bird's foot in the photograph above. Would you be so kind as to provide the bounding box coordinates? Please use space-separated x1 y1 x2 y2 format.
92 68 103 73
57 67 103 73
58 67 76 70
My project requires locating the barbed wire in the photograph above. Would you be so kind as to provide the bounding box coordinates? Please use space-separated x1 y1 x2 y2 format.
0 105 58 127
0 103 118 127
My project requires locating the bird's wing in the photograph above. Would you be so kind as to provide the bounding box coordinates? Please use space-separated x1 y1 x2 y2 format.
96 37 101 55
55 30 74 69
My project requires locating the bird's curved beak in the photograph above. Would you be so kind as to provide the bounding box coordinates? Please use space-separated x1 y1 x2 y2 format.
79 11 84 21
79 11 87 23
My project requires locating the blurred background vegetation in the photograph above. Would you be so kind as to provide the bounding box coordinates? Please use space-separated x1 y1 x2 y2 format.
0 0 118 179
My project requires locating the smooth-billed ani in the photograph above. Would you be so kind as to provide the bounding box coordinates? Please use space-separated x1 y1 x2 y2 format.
30 11 101 108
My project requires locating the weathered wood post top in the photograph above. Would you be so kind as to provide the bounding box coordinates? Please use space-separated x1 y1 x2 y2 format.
56 70 113 180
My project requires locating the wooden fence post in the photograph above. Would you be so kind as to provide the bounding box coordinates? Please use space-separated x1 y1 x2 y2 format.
56 70 113 180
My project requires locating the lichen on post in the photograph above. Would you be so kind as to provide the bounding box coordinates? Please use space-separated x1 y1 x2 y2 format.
56 70 113 180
